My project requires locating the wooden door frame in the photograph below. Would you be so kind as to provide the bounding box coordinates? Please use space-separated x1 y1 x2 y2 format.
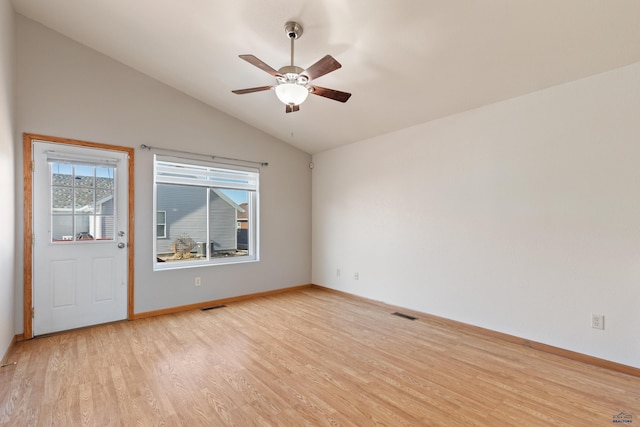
23 133 135 339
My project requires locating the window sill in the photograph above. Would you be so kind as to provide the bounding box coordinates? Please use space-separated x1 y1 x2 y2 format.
153 256 259 271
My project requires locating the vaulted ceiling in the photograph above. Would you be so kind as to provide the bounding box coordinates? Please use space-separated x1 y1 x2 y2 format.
11 0 640 154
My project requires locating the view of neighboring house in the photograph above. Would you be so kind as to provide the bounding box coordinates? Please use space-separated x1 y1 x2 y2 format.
237 202 248 250
51 169 115 241
156 185 245 259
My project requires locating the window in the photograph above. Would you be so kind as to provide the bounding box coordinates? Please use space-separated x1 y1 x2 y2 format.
156 211 167 238
50 161 116 242
153 155 259 269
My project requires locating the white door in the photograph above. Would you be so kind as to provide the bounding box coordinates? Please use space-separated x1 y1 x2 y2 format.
32 141 129 335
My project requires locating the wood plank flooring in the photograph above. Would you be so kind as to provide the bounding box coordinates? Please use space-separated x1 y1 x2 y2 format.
1 287 638 426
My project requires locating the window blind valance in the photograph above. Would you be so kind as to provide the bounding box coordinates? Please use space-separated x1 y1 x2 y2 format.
154 156 259 191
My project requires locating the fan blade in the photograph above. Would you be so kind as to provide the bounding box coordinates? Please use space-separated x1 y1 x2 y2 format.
310 86 351 103
232 86 273 95
286 104 300 113
301 55 342 80
239 55 281 77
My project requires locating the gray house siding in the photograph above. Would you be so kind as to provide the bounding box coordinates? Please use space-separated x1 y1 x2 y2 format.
156 185 239 256
209 190 237 251
98 197 115 238
156 185 207 255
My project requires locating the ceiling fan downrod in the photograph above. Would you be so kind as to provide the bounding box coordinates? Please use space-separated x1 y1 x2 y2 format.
284 21 303 67
279 21 304 76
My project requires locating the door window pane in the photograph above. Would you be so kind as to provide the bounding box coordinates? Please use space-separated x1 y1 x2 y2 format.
50 162 116 242
75 188 95 213
52 215 73 241
74 164 95 187
52 187 73 211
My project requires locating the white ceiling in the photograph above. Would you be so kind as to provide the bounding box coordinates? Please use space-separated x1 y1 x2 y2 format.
11 0 640 154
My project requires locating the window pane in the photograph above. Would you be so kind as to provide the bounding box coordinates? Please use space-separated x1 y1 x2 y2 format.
52 215 74 241
210 189 250 258
156 211 166 238
96 167 115 215
75 188 95 213
75 215 94 240
52 187 73 211
155 184 207 263
96 187 113 203
51 163 73 187
96 167 114 188
95 215 115 240
74 164 95 187
96 190 114 215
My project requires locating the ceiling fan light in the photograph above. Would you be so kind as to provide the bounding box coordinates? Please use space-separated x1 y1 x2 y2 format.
275 83 309 106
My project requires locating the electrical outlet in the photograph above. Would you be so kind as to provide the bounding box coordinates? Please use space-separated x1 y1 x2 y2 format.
591 314 604 330
336 268 341 277
195 277 201 287
354 272 359 280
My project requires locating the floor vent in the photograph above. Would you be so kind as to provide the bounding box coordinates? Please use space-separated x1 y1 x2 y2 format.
201 304 227 311
392 312 417 321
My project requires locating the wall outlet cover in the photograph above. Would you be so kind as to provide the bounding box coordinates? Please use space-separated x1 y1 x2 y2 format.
591 314 604 330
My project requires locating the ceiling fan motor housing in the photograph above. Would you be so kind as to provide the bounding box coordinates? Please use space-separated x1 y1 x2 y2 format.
284 21 303 39
277 66 308 84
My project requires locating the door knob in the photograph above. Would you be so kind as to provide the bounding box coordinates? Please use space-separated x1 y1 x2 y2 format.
118 243 126 249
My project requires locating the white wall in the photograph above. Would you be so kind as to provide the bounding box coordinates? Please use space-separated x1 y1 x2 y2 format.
14 15 311 330
312 62 640 368
0 0 15 359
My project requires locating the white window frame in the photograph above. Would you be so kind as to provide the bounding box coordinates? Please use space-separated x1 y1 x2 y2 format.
153 155 259 270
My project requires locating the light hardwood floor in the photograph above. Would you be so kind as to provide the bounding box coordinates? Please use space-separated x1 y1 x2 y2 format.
1 287 638 426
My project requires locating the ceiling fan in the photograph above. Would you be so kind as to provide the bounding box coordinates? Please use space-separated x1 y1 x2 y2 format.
232 21 351 113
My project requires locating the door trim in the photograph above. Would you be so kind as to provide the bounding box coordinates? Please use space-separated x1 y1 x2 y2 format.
23 133 135 339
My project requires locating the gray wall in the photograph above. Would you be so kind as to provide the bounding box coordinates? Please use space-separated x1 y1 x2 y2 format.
14 15 312 326
0 0 15 359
